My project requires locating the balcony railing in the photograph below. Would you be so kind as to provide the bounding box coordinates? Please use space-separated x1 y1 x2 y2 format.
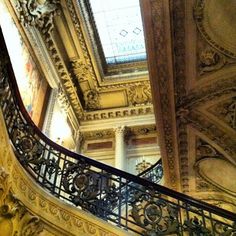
0 34 236 235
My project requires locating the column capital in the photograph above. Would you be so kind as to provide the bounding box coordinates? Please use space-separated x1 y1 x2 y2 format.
114 126 127 135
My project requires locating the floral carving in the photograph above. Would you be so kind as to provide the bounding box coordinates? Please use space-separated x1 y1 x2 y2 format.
70 58 90 82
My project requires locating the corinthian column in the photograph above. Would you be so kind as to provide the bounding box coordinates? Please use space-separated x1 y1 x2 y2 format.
114 126 127 171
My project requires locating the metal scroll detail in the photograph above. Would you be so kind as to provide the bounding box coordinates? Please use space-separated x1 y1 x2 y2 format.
130 190 179 235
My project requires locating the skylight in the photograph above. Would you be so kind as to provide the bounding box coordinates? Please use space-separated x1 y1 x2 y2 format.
89 0 146 64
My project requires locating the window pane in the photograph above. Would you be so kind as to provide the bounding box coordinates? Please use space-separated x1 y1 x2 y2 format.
89 0 146 64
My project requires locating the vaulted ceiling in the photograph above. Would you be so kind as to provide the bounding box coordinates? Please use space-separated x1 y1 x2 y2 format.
142 0 236 210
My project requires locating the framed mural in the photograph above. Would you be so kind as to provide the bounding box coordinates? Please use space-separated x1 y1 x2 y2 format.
0 1 50 127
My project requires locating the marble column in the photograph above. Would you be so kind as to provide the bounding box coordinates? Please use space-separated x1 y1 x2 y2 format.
114 126 127 171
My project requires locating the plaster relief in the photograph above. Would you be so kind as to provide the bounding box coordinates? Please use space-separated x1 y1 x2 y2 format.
209 97 236 131
194 0 236 58
195 158 236 196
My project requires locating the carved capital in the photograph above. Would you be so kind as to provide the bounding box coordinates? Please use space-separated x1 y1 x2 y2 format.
114 126 127 136
16 0 61 34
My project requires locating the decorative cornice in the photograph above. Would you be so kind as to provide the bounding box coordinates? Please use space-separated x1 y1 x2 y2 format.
66 0 99 89
84 89 101 111
57 85 71 113
82 105 154 121
70 57 91 83
82 129 114 140
80 124 157 141
129 124 156 136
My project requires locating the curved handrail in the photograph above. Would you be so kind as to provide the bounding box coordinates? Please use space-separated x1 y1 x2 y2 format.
0 35 236 235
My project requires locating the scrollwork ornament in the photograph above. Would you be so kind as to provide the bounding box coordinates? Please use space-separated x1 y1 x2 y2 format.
198 47 236 75
62 161 99 206
128 83 152 106
0 188 43 236
130 190 179 235
16 0 61 34
184 216 212 235
10 121 45 171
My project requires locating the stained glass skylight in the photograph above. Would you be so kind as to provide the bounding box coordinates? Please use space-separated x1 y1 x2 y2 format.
89 0 146 64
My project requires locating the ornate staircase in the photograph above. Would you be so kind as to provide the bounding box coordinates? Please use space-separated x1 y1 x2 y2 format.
0 30 236 236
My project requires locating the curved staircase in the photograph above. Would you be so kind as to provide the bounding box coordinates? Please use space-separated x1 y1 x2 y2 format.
0 29 236 236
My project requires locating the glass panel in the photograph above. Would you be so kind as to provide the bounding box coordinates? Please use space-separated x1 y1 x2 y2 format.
89 0 146 64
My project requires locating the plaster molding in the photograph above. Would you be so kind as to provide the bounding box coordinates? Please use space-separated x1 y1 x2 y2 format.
141 0 180 190
0 167 44 236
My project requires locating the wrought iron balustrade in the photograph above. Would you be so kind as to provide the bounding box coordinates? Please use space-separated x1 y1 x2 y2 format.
0 36 236 235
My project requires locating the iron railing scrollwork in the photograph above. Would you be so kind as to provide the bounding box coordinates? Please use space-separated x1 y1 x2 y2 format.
0 35 236 235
